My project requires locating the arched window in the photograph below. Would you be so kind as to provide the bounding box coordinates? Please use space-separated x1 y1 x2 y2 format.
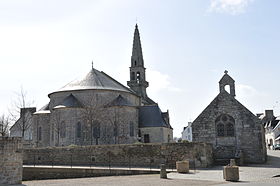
76 122 81 138
134 61 137 66
129 122 134 137
38 126 42 141
60 121 66 138
131 72 135 80
224 85 230 94
92 122 100 138
113 124 118 137
226 123 234 136
136 72 141 83
216 114 235 137
217 123 224 137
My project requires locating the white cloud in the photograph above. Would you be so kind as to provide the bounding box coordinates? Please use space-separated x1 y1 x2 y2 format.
236 84 258 97
147 70 182 94
209 0 254 15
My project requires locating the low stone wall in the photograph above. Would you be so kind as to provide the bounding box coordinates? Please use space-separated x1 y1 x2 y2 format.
23 142 213 168
23 167 159 180
0 137 23 185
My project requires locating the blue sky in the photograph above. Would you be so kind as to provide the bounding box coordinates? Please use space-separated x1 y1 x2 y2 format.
0 0 279 137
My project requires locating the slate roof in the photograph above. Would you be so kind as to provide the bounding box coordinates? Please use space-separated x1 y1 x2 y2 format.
52 94 83 109
33 103 50 114
39 103 50 111
139 105 170 128
49 68 135 96
275 134 280 141
264 117 280 129
142 96 156 105
105 95 134 107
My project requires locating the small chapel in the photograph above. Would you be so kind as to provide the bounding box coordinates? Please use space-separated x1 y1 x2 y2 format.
192 71 267 163
10 25 173 147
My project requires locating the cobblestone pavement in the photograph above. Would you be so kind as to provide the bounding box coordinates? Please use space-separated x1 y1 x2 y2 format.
17 150 280 186
168 150 280 185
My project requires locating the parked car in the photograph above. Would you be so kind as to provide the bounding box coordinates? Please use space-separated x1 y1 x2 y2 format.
273 144 280 150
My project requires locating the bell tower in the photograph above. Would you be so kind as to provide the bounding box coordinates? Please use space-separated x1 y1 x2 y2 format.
127 24 149 98
219 70 236 97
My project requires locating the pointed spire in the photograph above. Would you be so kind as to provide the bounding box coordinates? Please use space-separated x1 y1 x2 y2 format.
132 24 144 66
128 24 149 99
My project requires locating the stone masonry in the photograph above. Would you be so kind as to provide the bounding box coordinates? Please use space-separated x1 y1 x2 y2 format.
23 142 213 168
0 137 23 185
192 71 266 163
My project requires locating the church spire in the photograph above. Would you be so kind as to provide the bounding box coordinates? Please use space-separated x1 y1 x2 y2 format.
131 24 144 67
127 24 149 99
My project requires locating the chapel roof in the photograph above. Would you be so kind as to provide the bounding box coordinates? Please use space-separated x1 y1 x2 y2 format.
49 68 135 96
139 105 171 128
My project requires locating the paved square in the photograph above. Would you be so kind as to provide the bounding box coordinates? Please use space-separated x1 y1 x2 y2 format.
18 150 280 186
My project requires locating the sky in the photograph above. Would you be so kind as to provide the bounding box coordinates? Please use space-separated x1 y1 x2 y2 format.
0 0 280 137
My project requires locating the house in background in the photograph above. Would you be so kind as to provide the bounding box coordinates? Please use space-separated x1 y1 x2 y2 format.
258 110 280 149
10 107 36 147
182 122 192 142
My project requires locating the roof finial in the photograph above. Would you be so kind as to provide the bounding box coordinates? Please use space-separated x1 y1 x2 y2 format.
224 70 228 74
92 60 93 69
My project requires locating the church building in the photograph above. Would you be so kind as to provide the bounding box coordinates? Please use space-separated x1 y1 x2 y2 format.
10 25 173 147
192 71 266 164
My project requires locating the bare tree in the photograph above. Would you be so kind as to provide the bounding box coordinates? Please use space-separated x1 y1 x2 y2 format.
81 96 104 145
9 87 34 139
52 109 63 146
0 114 11 136
106 107 127 144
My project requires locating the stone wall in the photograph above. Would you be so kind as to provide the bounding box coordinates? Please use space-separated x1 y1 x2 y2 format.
23 167 158 181
23 142 213 168
0 137 23 185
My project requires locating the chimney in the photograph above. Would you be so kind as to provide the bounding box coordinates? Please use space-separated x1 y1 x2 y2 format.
20 107 36 117
265 110 274 120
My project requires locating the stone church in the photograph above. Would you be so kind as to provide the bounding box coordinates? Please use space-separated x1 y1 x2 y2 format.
10 25 173 147
192 71 266 163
